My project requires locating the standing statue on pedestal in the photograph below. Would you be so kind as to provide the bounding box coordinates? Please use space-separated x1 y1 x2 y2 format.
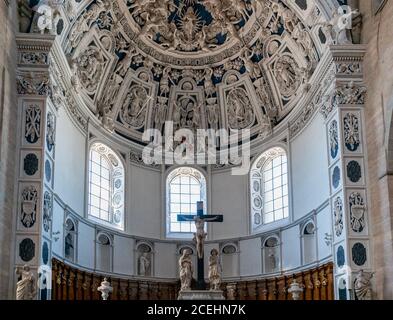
354 270 374 300
179 249 193 291
193 217 207 260
208 249 222 291
15 265 37 300
139 252 151 276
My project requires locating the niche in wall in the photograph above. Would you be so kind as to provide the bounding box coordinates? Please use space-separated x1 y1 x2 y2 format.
301 220 317 265
136 241 153 277
262 235 281 274
64 217 77 263
221 243 239 278
96 232 113 273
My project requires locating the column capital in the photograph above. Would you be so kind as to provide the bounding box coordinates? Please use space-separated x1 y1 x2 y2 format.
319 45 367 120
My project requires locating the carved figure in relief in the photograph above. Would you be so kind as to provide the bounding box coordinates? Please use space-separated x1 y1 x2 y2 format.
115 47 139 77
206 99 219 129
159 66 172 96
76 47 105 93
239 47 261 79
155 97 168 130
121 85 149 128
227 88 254 129
204 68 215 98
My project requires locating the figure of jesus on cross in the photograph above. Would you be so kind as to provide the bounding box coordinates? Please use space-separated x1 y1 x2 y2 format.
177 201 223 290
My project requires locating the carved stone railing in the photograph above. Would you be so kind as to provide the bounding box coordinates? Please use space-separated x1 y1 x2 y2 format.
52 259 333 300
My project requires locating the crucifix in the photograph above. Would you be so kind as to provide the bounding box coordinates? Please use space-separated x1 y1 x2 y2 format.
177 201 223 290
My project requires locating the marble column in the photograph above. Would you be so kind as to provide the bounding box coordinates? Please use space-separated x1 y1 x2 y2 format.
321 45 373 300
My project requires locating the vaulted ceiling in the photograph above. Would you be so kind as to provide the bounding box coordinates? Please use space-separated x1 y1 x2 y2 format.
27 0 344 145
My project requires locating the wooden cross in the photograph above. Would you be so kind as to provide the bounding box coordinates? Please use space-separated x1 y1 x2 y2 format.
177 201 223 290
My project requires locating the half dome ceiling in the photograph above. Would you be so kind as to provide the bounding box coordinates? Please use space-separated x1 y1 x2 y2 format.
59 0 333 145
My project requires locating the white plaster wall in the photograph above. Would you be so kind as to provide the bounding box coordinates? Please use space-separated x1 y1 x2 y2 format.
282 226 301 271
52 200 64 257
317 205 333 260
210 171 248 239
154 242 177 278
54 108 86 215
77 222 95 269
222 253 240 278
239 238 262 276
128 165 161 238
291 113 330 220
113 235 134 275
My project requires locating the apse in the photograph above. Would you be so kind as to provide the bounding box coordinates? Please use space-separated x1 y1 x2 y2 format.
2 0 389 303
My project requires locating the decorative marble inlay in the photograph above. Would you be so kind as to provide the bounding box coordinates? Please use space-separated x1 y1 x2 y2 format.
25 104 41 144
352 242 367 266
332 166 341 189
329 120 339 159
337 245 345 268
21 186 38 229
23 154 39 176
344 113 360 152
347 160 362 183
334 197 343 237
349 192 366 233
19 238 35 262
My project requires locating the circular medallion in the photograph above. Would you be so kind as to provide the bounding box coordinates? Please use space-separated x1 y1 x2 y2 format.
352 242 367 266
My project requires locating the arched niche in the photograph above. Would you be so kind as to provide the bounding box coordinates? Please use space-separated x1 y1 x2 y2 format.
136 241 154 277
220 243 240 278
301 220 317 265
262 235 281 274
95 231 113 273
64 216 77 263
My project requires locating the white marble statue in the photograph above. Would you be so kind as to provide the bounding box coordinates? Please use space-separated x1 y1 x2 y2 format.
354 270 374 300
319 8 359 45
15 265 37 300
179 249 193 291
33 1 63 35
139 252 151 276
208 249 222 291
97 278 113 300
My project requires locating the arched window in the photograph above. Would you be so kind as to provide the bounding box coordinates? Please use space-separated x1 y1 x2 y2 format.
251 147 289 229
88 142 125 229
166 167 207 238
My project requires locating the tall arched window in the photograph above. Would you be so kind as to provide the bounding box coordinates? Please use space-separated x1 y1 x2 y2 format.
88 142 125 229
166 167 207 238
251 147 289 230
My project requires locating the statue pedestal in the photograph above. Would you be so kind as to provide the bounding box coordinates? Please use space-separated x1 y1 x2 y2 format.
178 290 225 300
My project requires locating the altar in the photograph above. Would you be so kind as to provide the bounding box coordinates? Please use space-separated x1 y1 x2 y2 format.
178 290 225 300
